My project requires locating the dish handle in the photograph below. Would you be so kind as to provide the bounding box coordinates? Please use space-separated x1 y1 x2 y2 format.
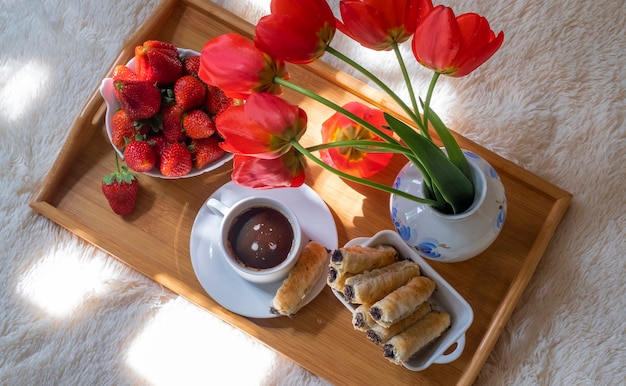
433 335 466 364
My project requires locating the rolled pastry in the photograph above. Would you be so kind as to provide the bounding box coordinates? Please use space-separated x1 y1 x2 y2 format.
369 276 436 328
366 302 432 345
327 265 354 294
343 260 420 304
270 241 329 317
382 310 451 364
330 244 398 274
352 304 376 331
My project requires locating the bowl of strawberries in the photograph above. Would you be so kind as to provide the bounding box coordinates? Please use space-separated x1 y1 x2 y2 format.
99 40 236 178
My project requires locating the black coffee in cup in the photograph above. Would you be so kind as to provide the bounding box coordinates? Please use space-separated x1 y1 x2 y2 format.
227 206 294 270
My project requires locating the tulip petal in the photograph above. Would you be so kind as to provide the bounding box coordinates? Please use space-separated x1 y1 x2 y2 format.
215 106 274 156
199 33 287 99
214 93 307 158
457 13 493 48
244 93 307 142
255 15 327 63
411 5 503 77
338 0 433 50
453 14 504 77
338 2 390 50
254 0 335 63
320 102 393 178
231 151 306 189
406 0 436 32
412 6 460 73
271 0 335 30
321 146 394 178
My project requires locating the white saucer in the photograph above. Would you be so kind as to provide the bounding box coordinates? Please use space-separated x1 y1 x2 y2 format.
190 181 338 318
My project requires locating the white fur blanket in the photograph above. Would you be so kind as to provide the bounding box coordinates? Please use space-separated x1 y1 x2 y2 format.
1 0 624 384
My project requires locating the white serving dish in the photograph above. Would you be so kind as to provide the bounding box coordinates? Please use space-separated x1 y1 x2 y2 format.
98 47 233 179
333 229 474 371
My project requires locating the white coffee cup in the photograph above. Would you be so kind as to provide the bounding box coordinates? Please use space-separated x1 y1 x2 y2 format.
207 196 305 283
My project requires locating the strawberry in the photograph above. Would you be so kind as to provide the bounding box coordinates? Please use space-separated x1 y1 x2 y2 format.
190 137 225 169
182 55 200 76
205 85 237 117
160 142 192 177
101 154 139 216
110 109 137 149
114 79 161 120
174 75 207 111
110 109 152 150
123 140 156 172
134 40 182 86
160 104 186 143
112 64 138 81
182 109 215 139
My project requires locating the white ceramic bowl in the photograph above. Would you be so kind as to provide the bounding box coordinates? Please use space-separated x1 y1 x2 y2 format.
98 47 233 179
333 229 474 371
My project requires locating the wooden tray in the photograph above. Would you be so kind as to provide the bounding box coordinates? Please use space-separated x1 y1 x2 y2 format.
30 0 572 384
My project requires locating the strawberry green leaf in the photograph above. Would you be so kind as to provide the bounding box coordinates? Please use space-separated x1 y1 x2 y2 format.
160 87 175 106
103 154 138 185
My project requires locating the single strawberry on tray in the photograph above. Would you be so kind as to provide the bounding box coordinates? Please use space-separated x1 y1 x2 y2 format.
101 155 139 216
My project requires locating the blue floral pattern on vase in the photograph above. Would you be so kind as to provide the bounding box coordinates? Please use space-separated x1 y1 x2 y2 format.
391 205 421 247
417 238 442 258
489 165 499 179
495 199 507 232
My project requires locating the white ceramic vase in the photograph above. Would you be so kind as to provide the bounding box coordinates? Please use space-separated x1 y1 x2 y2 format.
389 150 507 263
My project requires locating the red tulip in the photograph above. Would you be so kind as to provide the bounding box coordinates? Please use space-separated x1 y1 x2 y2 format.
411 6 504 77
320 102 394 178
214 93 307 159
254 0 336 63
337 0 433 50
199 33 288 99
231 150 307 189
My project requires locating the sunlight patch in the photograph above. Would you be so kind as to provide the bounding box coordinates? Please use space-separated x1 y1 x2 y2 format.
17 247 113 317
427 84 455 124
127 297 277 385
0 59 50 122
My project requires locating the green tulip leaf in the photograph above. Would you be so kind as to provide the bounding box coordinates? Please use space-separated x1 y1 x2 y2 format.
384 113 475 213
421 102 472 181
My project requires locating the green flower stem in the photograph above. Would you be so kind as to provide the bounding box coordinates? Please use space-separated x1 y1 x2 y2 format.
325 45 424 131
391 42 430 140
274 77 399 146
114 151 121 173
306 139 434 193
391 42 417 112
423 72 440 138
306 139 411 155
291 140 439 206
